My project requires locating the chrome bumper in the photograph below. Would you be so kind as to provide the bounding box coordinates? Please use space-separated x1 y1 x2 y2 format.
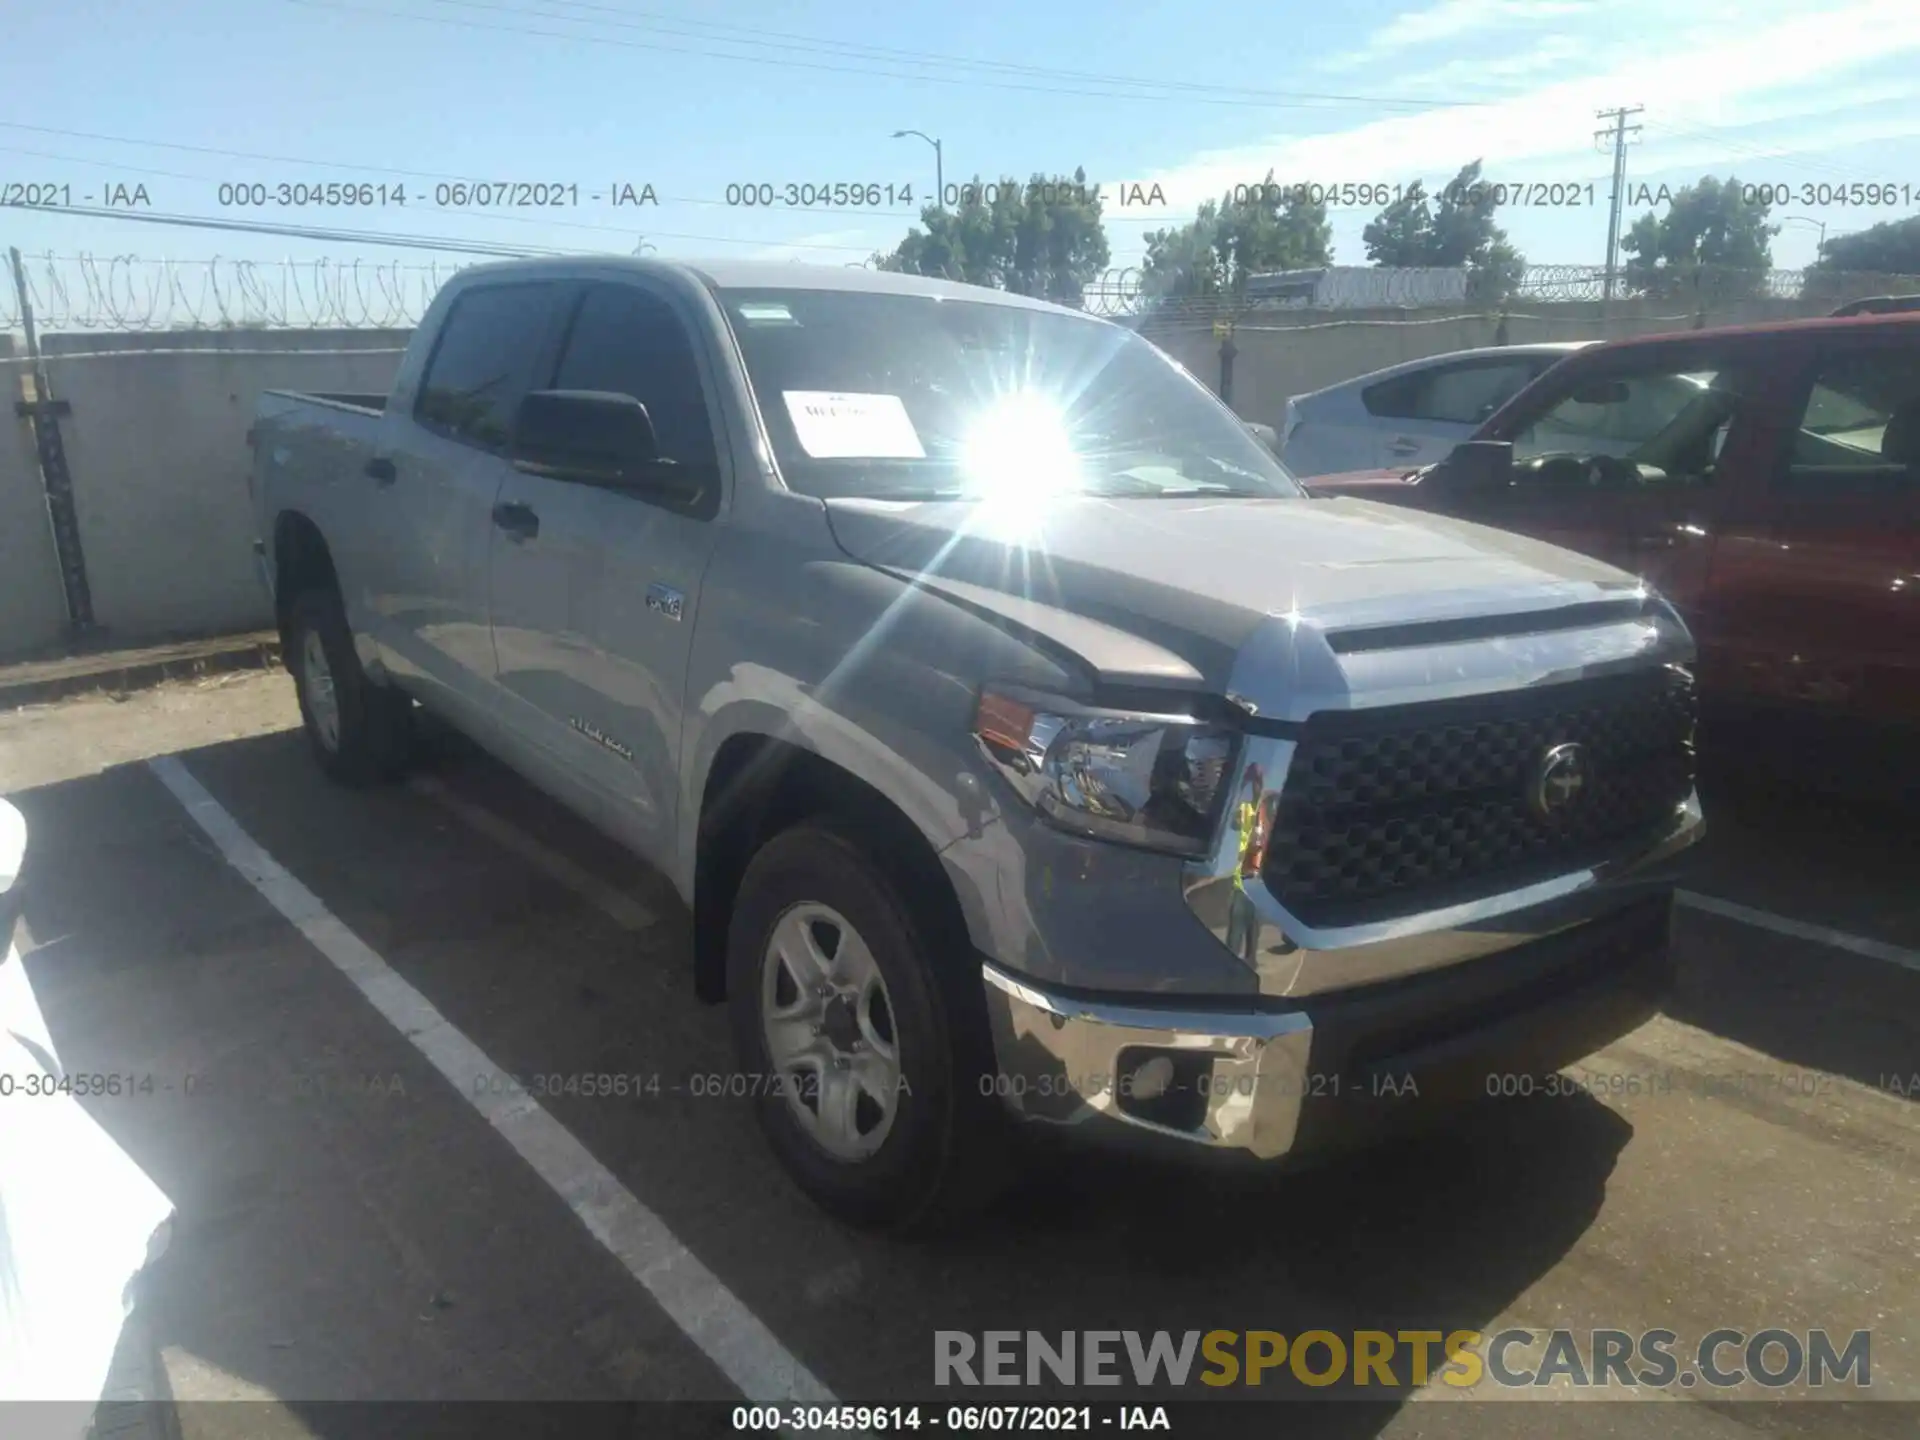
979 964 1317 1161
979 881 1683 1163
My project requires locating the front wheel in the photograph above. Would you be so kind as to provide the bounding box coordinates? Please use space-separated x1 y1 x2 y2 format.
287 588 414 786
726 824 1008 1233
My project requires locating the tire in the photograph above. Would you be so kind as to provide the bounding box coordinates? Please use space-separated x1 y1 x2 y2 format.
727 823 1009 1233
287 587 414 786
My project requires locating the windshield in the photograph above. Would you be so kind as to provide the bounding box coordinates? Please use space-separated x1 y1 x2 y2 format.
716 288 1303 502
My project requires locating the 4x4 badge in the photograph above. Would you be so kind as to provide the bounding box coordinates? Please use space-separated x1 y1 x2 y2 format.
646 583 685 621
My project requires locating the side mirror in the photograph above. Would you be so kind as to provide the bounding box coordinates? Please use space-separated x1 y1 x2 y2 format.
511 390 704 502
1427 440 1514 499
1245 421 1280 453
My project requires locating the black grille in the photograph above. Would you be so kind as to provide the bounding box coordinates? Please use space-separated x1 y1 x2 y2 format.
1263 667 1696 928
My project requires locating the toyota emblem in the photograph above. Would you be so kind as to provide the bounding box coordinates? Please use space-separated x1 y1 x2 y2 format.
1530 742 1589 819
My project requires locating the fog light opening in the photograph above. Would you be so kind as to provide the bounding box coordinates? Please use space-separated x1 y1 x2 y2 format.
1127 1055 1175 1102
1114 1048 1213 1132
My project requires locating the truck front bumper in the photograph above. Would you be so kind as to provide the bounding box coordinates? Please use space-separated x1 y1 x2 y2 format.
978 891 1675 1163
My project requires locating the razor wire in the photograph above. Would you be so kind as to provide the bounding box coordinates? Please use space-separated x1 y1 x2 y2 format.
4 252 1917 331
0 252 476 331
1081 263 1920 319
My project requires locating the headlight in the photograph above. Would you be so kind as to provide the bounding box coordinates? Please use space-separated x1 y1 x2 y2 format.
972 685 1239 857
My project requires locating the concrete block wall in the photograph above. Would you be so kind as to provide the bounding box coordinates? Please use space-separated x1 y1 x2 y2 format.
0 330 409 660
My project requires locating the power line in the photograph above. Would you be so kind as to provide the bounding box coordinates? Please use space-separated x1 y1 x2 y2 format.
518 0 1470 105
1651 117 1891 188
280 0 1499 113
0 126 920 226
0 124 1536 242
12 205 565 256
0 125 1171 230
1 203 565 255
0 142 1542 234
0 200 894 257
0 141 918 239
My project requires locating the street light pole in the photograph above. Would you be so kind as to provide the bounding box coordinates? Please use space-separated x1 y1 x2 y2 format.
891 129 944 211
1778 215 1828 268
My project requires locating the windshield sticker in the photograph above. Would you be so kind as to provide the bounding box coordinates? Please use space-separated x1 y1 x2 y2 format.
736 302 797 326
782 391 926 459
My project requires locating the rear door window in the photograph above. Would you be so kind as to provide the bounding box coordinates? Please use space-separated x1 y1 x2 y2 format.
1362 358 1538 425
1781 345 1920 494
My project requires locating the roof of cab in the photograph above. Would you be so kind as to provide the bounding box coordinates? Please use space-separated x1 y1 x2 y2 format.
440 255 1101 318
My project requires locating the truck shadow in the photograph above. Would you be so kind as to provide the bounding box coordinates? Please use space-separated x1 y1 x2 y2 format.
387 730 1651 1425
0 727 1851 1436
905 1101 1634 1424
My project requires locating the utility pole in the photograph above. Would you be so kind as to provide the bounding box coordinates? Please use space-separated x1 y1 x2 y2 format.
1594 104 1644 315
9 246 95 636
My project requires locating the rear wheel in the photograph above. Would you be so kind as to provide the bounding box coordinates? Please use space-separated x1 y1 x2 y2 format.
727 823 1008 1233
287 588 414 786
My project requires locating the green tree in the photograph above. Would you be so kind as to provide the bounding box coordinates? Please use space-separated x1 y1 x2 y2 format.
871 168 1110 306
1361 182 1436 267
1808 215 1920 277
1361 160 1525 301
1139 171 1332 300
1619 176 1777 301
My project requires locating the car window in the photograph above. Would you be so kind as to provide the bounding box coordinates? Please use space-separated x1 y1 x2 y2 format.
1362 358 1537 425
1780 346 1920 496
1416 360 1538 425
415 283 560 451
550 284 718 468
1509 361 1745 489
717 287 1300 501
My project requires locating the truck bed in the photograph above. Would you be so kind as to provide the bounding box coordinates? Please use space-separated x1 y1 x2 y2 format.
249 390 393 602
261 389 388 416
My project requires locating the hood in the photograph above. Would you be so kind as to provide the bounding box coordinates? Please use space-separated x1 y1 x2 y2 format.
822 493 1647 692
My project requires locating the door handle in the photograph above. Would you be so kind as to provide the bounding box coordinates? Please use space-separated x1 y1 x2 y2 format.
365 456 397 485
491 501 540 541
1387 437 1420 456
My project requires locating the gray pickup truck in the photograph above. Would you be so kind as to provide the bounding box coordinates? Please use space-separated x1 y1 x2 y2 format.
248 258 1704 1232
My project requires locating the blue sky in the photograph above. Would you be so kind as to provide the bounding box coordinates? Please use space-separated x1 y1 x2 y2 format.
3 0 1918 291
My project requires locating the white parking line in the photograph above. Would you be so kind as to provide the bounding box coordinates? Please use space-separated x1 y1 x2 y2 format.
409 775 659 932
146 754 835 1409
1677 890 1920 975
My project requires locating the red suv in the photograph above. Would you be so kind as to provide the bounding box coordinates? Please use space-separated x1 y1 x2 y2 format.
1308 312 1920 796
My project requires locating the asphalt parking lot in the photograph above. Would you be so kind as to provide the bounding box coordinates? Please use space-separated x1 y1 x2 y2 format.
3 669 1917 1439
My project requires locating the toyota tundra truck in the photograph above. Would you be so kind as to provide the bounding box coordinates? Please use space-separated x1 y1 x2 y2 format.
247 258 1704 1232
